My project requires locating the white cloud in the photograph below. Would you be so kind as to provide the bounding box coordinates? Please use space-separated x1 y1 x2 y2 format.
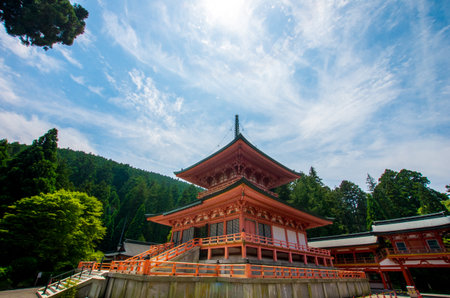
0 111 96 153
58 47 83 68
71 75 86 85
0 59 20 104
109 69 184 127
70 74 103 96
88 86 104 96
76 28 96 50
0 30 62 73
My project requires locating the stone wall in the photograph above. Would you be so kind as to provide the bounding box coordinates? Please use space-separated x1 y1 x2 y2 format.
78 273 370 298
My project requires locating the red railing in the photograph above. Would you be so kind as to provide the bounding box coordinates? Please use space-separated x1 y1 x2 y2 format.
386 246 449 255
240 233 330 256
125 242 174 262
199 232 330 256
334 257 377 265
151 238 200 262
78 261 111 271
106 259 365 279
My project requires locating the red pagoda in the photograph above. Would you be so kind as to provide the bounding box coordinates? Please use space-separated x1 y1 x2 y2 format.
147 116 333 267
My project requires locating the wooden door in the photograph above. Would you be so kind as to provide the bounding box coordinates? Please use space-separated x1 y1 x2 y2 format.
245 219 256 235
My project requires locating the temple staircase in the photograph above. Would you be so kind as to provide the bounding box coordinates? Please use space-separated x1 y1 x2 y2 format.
124 242 174 262
37 269 105 298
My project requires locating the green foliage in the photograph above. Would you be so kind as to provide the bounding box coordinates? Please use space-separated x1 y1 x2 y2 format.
283 167 447 238
0 190 105 275
0 129 60 215
370 169 447 221
56 147 197 249
0 0 89 50
60 278 77 298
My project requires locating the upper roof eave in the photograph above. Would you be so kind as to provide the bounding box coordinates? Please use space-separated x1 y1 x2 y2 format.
174 134 301 178
147 177 332 228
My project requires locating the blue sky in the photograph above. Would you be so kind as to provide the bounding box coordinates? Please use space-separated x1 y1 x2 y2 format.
1 0 449 192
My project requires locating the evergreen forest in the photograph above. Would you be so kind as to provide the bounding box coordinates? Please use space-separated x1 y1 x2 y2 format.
0 129 448 289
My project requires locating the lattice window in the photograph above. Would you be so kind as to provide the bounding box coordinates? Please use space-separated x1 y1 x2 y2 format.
426 239 440 250
395 241 407 252
210 222 224 237
181 227 194 243
258 223 272 238
226 218 240 234
172 231 181 246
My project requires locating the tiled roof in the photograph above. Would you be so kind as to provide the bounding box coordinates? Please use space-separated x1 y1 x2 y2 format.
308 232 377 248
372 212 450 234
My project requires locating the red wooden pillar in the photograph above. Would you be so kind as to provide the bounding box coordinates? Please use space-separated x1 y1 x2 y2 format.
379 271 388 289
273 249 278 261
225 247 229 259
257 247 262 260
315 256 319 266
284 229 290 248
207 248 212 260
288 252 293 263
385 271 393 289
303 254 308 264
401 265 415 286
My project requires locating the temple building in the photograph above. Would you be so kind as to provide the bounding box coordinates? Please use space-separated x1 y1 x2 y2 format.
146 117 334 267
52 117 369 298
309 212 450 293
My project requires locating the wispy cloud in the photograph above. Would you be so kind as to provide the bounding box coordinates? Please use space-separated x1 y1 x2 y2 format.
0 111 96 153
0 30 62 73
70 74 104 96
58 48 83 68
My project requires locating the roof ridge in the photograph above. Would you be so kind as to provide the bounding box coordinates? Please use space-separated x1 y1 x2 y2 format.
372 211 447 226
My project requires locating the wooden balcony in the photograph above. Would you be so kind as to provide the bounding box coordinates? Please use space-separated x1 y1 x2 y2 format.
385 246 449 257
85 259 365 279
334 257 377 266
199 232 331 257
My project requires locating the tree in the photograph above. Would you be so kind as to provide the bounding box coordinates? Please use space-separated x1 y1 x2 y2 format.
1 129 59 214
371 169 447 221
333 180 367 233
0 190 105 285
0 0 88 50
177 184 198 206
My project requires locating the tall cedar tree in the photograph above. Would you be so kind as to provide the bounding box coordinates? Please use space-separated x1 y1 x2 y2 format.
1 129 59 215
0 0 88 49
370 169 447 221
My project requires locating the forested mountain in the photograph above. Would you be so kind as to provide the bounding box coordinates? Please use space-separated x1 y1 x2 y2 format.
0 130 199 254
57 148 200 250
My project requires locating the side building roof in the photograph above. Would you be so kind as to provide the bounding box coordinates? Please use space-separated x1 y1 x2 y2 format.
308 232 378 249
372 211 450 234
308 212 450 249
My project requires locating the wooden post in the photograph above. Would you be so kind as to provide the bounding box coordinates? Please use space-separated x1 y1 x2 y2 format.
257 247 262 260
245 264 251 278
379 271 388 289
303 254 308 264
401 265 415 286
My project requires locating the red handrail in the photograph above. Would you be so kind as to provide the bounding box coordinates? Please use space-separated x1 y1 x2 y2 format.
199 232 331 256
105 259 365 279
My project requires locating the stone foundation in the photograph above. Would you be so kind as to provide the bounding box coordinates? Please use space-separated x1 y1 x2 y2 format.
77 272 370 298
